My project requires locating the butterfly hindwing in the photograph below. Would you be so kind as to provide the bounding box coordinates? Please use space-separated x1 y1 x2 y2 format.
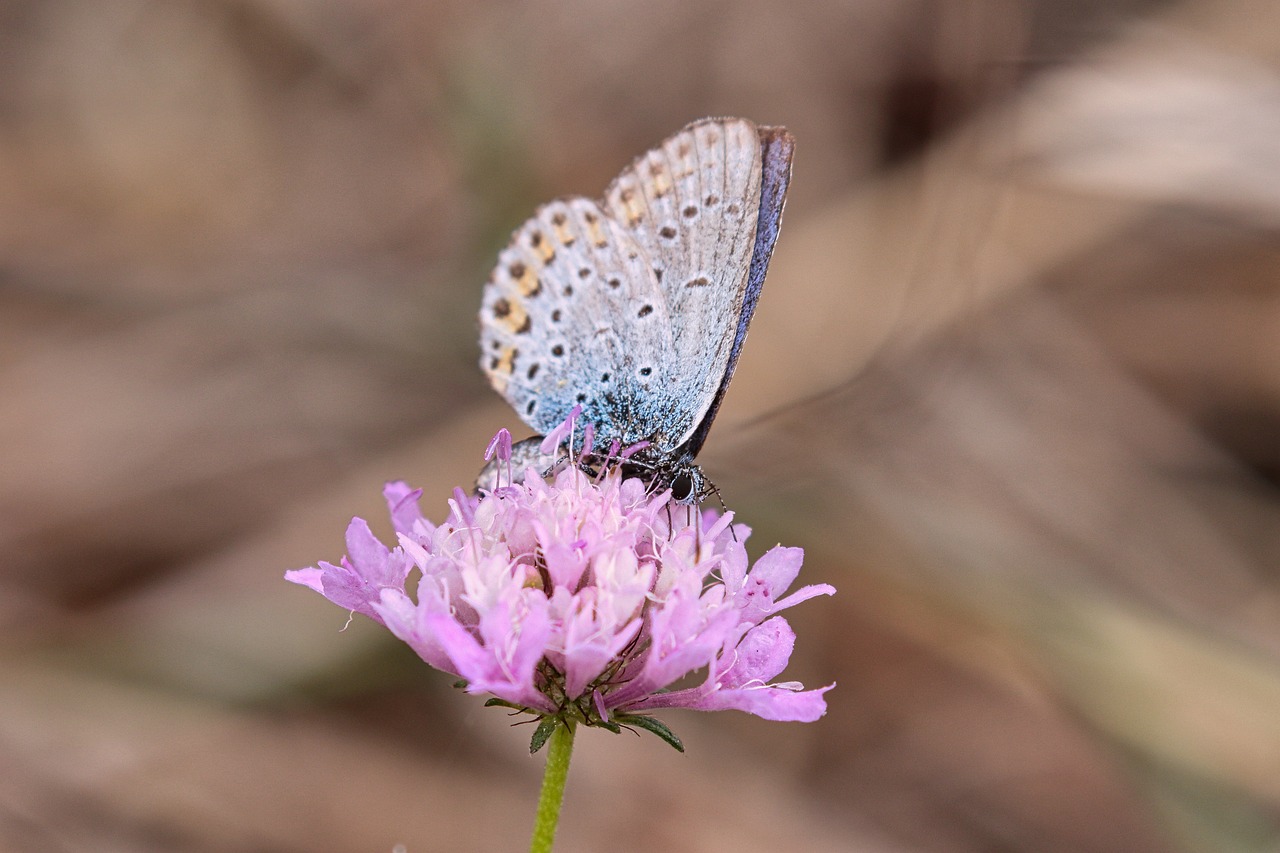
479 197 673 443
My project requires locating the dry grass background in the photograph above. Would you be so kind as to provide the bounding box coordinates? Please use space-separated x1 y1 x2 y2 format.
2 0 1279 851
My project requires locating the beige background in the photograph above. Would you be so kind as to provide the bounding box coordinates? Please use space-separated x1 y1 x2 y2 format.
2 1 1279 850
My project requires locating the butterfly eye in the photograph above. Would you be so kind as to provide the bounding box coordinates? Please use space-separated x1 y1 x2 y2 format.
670 471 696 503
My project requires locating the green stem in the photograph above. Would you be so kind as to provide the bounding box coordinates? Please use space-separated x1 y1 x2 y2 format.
528 719 575 853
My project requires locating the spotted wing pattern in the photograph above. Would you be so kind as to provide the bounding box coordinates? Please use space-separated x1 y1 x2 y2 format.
479 117 793 460
679 125 795 458
479 197 674 444
602 118 763 451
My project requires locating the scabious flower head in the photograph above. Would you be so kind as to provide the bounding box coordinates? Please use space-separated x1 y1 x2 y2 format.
287 417 835 741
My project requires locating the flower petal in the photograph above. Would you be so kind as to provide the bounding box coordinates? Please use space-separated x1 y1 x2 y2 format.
638 682 834 722
718 616 796 688
287 413 836 726
384 481 431 538
732 546 834 625
374 589 457 673
285 518 414 624
284 567 324 594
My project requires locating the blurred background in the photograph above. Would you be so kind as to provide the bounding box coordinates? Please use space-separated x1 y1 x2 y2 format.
2 0 1278 850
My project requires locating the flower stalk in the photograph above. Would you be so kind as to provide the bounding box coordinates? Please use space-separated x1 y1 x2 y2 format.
529 719 575 853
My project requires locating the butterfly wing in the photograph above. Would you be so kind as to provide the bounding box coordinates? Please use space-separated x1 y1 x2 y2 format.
602 117 781 454
479 197 674 443
480 118 794 461
678 124 796 458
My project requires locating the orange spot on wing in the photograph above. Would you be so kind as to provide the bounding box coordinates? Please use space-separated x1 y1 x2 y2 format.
498 297 529 333
488 346 518 392
585 218 607 248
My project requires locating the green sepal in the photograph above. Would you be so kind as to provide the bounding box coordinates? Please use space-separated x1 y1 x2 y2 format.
484 697 525 710
452 679 469 689
615 714 685 753
529 717 559 754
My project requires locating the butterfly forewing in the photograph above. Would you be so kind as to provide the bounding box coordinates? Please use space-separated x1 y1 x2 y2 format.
602 118 763 450
479 197 674 442
679 125 796 458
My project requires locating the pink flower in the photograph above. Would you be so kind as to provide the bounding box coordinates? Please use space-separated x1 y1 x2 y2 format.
287 426 835 744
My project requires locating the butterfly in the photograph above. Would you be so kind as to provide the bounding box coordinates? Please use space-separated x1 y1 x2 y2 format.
478 117 794 502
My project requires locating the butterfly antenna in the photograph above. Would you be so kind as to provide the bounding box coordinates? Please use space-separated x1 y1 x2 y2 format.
704 479 737 543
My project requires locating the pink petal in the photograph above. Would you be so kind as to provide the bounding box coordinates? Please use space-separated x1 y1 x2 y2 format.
752 546 803 592
563 617 641 699
657 683 835 722
734 546 834 625
384 482 430 538
286 518 415 625
607 605 738 707
374 589 457 673
719 617 796 688
771 582 837 614
345 518 393 580
431 601 554 713
284 567 324 594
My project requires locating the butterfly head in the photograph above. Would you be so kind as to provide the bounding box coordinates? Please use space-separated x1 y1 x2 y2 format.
612 445 709 505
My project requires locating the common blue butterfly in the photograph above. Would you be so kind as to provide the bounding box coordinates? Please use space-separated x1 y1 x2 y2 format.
479 117 794 502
